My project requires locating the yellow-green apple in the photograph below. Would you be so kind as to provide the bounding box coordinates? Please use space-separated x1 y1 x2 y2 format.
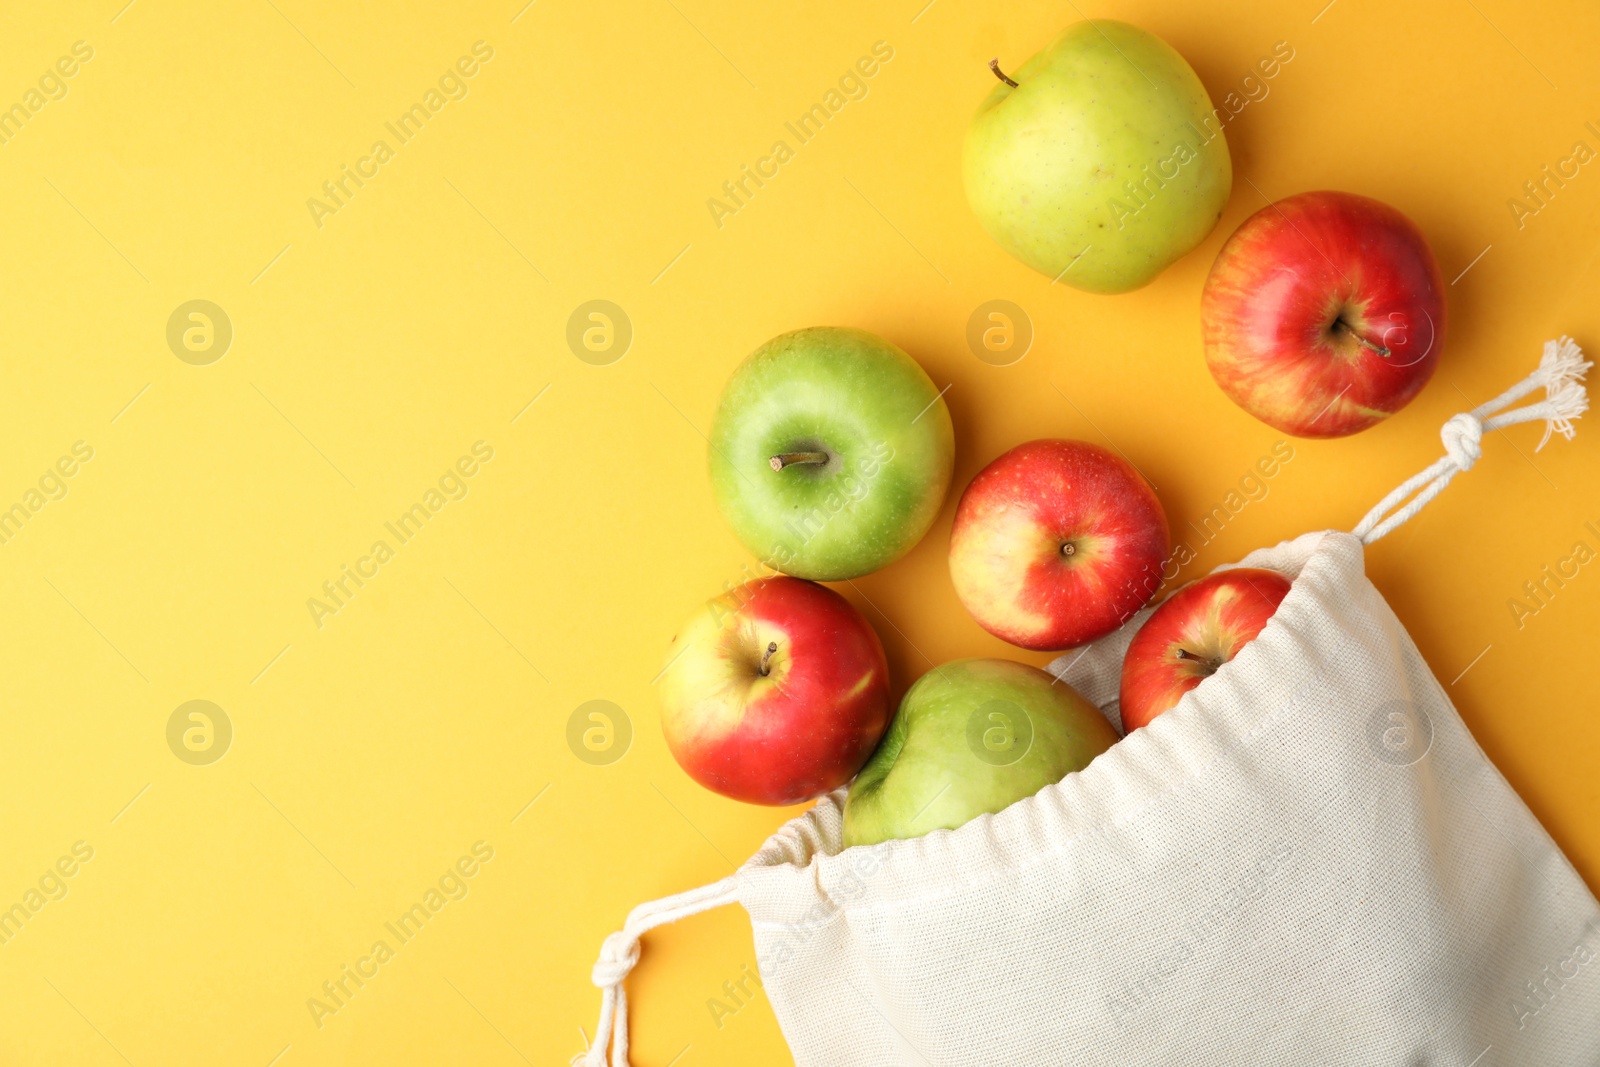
1119 567 1291 731
963 20 1232 294
843 658 1116 846
949 439 1168 650
709 327 954 581
1202 190 1446 437
659 575 891 806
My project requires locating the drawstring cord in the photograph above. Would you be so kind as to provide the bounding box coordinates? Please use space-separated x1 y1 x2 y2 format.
1354 337 1589 543
577 875 741 1067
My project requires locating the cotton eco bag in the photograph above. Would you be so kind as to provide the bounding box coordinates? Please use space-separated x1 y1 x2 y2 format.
581 341 1599 1066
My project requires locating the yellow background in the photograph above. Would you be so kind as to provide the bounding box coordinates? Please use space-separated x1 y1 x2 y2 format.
2 0 1596 1063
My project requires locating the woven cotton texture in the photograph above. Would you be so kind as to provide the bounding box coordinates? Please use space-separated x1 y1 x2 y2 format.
736 531 1600 1065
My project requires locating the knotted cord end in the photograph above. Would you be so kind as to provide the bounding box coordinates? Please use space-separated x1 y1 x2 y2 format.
580 875 742 1067
1439 412 1483 472
1354 337 1587 544
592 930 642 988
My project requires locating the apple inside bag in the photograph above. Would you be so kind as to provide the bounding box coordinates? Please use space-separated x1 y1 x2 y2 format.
578 342 1598 1067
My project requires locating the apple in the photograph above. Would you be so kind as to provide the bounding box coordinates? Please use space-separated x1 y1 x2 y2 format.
949 439 1168 651
843 658 1117 846
708 327 955 581
963 20 1233 294
1202 190 1447 437
1119 567 1292 732
658 575 891 806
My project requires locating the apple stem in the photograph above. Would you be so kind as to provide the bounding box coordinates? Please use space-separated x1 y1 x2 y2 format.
758 641 778 677
1176 648 1223 676
988 58 1018 88
1060 542 1077 557
769 451 829 472
1333 318 1392 358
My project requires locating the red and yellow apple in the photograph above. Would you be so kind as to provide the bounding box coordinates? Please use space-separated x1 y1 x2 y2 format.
949 439 1168 651
1119 567 1292 731
658 575 891 805
1202 190 1446 438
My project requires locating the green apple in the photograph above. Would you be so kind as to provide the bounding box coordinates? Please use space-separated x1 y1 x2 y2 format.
709 327 954 581
963 20 1232 294
843 658 1117 847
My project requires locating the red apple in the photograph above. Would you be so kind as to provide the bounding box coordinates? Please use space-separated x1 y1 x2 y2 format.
949 439 1168 651
658 575 891 805
1119 567 1292 732
1202 190 1446 438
